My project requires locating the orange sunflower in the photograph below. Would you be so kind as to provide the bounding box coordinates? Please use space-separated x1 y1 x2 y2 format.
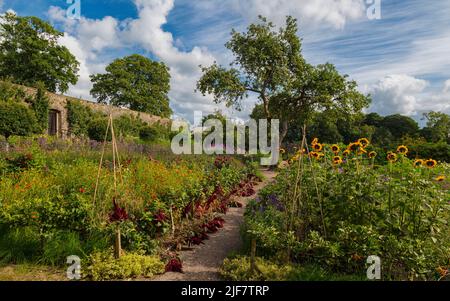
358 138 370 148
312 143 323 152
332 156 343 165
347 142 362 152
331 144 340 154
413 159 424 168
387 152 397 162
396 145 409 155
425 159 437 168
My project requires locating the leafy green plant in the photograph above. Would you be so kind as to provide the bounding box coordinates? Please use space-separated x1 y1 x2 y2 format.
85 250 165 280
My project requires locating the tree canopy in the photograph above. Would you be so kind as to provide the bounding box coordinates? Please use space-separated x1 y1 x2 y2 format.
197 16 370 143
90 54 172 118
0 12 79 93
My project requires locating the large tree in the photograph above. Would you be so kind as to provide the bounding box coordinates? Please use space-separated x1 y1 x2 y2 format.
197 16 370 144
90 54 172 117
0 12 79 93
421 111 450 143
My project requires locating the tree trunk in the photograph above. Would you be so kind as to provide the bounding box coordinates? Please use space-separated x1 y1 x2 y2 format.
280 120 289 147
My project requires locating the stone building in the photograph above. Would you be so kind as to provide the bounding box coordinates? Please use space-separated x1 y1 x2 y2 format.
21 86 171 138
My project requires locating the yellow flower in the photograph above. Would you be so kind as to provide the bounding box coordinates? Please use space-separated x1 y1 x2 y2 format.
435 175 445 182
357 147 367 155
331 144 340 154
347 142 362 152
413 159 424 167
342 150 350 157
358 138 370 148
396 145 409 155
332 156 343 165
313 143 323 152
387 152 397 162
288 159 293 165
280 148 286 154
310 152 319 159
368 151 377 159
311 138 319 145
425 159 437 168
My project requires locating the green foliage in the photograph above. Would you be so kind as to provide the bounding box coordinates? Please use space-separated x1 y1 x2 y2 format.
381 114 419 139
0 100 38 139
85 250 165 280
139 125 158 142
0 80 27 101
0 226 41 265
243 139 450 280
66 100 96 137
0 13 79 92
90 54 172 117
41 231 83 266
407 140 450 162
198 16 370 144
87 117 110 142
220 255 365 281
30 83 50 133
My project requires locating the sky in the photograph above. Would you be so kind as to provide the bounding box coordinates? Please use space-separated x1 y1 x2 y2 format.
1 0 449 125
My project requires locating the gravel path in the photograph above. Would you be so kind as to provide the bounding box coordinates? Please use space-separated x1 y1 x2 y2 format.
152 169 277 281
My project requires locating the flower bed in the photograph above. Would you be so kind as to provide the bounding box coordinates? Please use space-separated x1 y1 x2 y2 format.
226 138 450 281
0 137 258 279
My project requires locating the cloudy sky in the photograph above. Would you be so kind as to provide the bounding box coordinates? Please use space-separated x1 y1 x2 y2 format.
2 0 450 124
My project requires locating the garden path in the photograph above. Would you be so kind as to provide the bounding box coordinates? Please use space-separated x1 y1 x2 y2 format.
152 169 277 281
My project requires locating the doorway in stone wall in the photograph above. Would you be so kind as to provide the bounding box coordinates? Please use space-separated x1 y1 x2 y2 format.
48 109 61 136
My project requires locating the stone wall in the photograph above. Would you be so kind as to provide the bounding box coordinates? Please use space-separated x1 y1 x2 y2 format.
20 85 171 138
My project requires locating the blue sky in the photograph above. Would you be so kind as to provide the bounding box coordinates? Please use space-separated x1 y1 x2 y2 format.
2 0 449 124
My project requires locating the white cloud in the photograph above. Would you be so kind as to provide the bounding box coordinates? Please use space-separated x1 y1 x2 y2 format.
444 79 450 94
368 75 450 117
368 74 428 116
227 0 366 29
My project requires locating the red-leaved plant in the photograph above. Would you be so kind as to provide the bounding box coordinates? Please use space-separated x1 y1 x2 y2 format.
109 198 128 223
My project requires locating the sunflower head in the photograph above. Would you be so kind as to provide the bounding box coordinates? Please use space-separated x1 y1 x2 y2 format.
387 152 397 162
358 138 370 148
413 159 424 167
342 150 350 157
368 151 377 159
311 138 319 146
348 142 362 152
313 143 323 152
425 159 437 168
357 147 367 155
288 159 293 165
435 175 445 182
396 145 409 155
280 148 286 154
332 156 343 165
310 151 319 159
331 144 340 154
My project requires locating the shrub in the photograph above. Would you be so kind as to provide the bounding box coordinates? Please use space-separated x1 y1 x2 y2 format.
85 250 165 280
139 125 158 142
67 99 98 137
0 101 38 139
87 117 110 142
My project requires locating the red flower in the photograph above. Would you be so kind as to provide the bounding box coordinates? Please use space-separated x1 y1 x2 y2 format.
79 187 86 193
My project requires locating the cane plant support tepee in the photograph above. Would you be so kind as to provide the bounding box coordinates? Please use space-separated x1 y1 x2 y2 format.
93 113 124 259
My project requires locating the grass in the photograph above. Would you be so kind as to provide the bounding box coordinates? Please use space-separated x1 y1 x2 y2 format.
0 264 66 281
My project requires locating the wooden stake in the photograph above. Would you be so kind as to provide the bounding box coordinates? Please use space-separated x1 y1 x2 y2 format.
114 227 121 259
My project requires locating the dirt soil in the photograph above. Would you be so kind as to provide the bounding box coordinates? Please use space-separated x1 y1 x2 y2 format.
152 169 277 281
